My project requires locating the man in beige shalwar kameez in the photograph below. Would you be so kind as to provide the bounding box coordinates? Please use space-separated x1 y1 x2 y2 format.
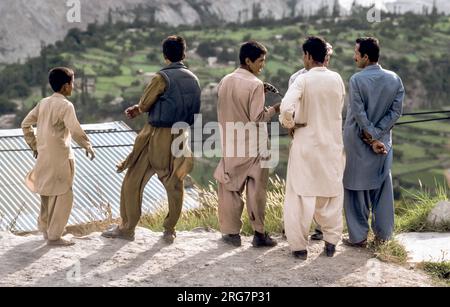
214 41 280 248
280 37 346 259
22 67 95 246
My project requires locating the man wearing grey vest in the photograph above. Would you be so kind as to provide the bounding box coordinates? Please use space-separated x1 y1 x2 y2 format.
343 37 404 247
102 36 201 244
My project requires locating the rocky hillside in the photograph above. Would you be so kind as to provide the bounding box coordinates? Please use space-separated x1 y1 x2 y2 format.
0 0 448 63
0 0 338 63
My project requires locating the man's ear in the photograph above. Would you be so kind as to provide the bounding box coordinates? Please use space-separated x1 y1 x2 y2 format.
245 57 252 66
182 53 186 60
163 55 171 64
304 52 310 61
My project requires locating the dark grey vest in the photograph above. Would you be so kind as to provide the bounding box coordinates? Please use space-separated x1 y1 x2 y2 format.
148 62 201 127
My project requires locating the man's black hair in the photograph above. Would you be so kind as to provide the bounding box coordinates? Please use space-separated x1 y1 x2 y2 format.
239 40 267 65
356 37 380 62
48 67 74 93
302 36 328 63
162 35 186 62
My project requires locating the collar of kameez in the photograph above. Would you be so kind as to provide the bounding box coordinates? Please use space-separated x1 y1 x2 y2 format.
309 67 327 72
162 61 187 70
51 92 66 99
235 67 255 77
364 64 382 71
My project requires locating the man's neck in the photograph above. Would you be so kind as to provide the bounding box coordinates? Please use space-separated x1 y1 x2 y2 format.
309 62 325 70
365 62 378 68
166 60 183 65
240 65 256 75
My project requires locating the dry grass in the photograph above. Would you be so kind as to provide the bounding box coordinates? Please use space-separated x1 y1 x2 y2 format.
418 262 450 284
2 204 25 234
1 176 448 281
370 239 408 265
139 176 286 235
395 184 449 233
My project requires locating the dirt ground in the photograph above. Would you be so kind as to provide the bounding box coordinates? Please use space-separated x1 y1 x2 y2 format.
0 227 436 287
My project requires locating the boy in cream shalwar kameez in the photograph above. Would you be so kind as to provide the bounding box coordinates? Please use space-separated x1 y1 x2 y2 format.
280 37 346 259
21 67 95 246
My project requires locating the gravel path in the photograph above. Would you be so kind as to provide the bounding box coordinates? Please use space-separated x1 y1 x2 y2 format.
0 227 435 287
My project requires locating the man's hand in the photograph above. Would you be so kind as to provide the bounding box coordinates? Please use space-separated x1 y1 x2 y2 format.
272 102 281 113
86 147 96 161
125 105 141 119
361 130 373 145
288 123 306 138
116 160 126 174
33 150 38 159
288 128 295 138
371 140 388 155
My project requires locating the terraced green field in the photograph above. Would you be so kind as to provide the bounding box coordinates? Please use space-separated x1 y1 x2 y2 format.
5 15 449 197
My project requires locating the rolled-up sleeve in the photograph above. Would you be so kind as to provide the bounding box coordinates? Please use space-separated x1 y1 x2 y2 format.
279 75 305 129
249 83 276 122
138 73 167 113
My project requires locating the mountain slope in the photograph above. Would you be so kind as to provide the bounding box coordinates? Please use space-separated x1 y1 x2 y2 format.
0 0 333 63
0 0 448 63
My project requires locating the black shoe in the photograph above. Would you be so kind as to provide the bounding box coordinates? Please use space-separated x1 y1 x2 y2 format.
324 241 336 257
101 226 135 241
292 250 308 260
252 231 277 248
222 234 241 247
342 238 367 248
310 229 323 241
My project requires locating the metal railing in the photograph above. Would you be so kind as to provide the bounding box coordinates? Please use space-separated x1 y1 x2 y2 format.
0 110 449 151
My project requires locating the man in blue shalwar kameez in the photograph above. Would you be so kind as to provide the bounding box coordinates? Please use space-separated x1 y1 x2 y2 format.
343 37 405 247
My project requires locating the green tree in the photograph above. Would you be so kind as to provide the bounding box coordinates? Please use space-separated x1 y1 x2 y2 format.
0 96 16 115
316 1 330 18
7 82 31 98
252 3 262 20
107 8 113 25
196 41 217 58
287 0 298 18
40 41 48 97
431 0 439 26
332 0 340 18
217 48 236 63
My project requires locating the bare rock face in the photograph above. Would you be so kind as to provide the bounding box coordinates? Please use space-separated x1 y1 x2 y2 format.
396 232 450 263
427 201 450 226
0 0 145 63
1 0 449 63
